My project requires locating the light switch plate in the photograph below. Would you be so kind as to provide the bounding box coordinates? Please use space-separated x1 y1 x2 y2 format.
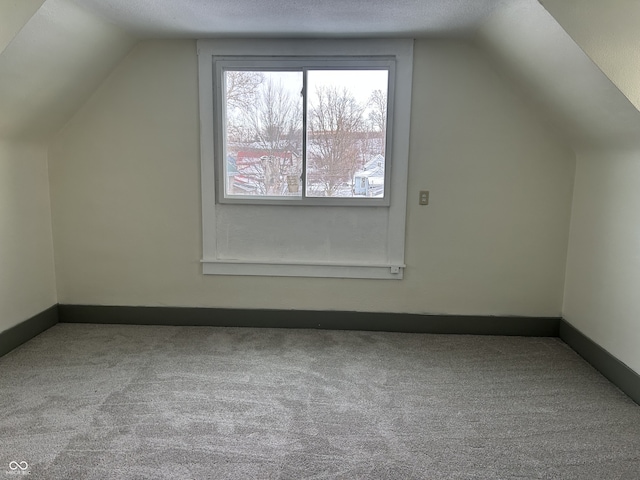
419 190 429 205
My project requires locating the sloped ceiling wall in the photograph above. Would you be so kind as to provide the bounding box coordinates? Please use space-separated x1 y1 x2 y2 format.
540 0 640 113
476 0 640 153
0 0 136 141
0 0 46 55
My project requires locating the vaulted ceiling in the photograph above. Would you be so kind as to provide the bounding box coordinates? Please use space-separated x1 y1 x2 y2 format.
1 0 639 151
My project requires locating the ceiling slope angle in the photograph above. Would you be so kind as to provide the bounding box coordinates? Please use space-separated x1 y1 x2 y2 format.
0 0 47 56
539 0 640 114
67 0 513 38
0 0 136 141
477 0 640 152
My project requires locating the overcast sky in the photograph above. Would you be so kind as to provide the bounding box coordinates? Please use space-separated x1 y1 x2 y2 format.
255 70 388 106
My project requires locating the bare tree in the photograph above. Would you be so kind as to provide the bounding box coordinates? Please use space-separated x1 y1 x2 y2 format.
225 71 263 110
225 71 263 143
307 86 365 197
367 89 387 155
244 78 301 151
234 77 302 195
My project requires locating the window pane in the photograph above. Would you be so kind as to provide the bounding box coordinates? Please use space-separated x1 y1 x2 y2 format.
306 70 388 198
223 71 303 198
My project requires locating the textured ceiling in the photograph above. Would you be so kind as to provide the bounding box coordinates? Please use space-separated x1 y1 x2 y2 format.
70 0 511 38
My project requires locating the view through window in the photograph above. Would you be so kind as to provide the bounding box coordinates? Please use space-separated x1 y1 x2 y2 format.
221 68 389 201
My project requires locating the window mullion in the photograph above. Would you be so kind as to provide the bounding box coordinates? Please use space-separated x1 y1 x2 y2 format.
301 68 308 199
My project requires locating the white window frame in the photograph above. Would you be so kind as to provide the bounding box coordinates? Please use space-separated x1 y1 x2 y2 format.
214 58 395 206
197 39 413 279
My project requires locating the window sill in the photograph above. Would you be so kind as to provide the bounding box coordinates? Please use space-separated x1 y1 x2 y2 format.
201 259 405 279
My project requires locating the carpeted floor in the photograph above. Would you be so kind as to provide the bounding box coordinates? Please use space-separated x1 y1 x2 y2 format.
1 323 639 479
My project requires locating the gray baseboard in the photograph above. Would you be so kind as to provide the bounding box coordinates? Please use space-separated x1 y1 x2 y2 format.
7 305 638 405
0 305 59 358
560 319 640 406
58 304 560 336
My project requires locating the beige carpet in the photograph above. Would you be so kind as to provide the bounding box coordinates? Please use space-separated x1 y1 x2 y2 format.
1 323 639 479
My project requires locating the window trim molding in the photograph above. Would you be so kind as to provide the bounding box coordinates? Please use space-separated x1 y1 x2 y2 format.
197 39 414 279
201 259 406 279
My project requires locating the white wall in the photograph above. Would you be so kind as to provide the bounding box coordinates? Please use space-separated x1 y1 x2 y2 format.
563 149 640 373
0 140 57 333
49 39 575 316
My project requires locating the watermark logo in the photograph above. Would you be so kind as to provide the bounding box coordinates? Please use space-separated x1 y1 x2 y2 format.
6 462 30 476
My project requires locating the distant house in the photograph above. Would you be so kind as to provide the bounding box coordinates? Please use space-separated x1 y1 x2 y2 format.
353 154 385 197
228 149 296 195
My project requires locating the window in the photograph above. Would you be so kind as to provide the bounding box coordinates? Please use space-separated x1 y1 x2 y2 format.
215 61 393 205
197 39 413 279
